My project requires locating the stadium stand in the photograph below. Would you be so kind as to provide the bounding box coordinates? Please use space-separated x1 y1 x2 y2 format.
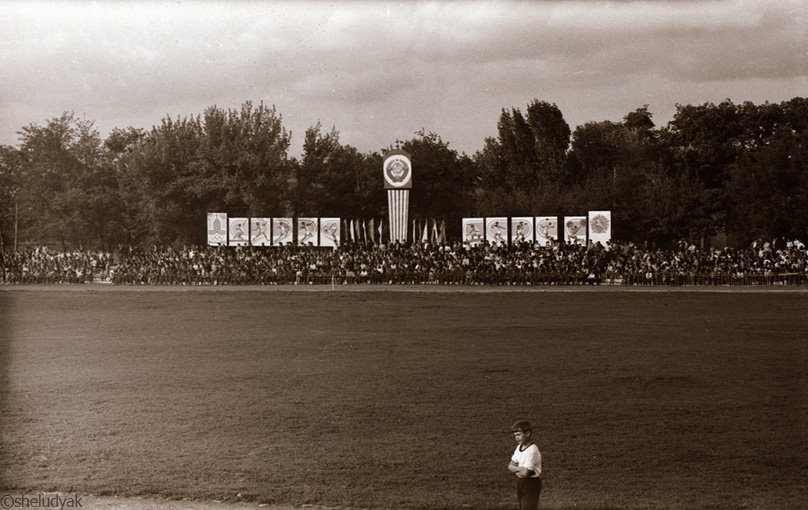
2 239 806 286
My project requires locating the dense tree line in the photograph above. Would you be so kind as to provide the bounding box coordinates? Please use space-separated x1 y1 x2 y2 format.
1 98 806 250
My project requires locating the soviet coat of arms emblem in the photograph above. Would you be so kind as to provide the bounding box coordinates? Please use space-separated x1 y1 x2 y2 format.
385 158 410 185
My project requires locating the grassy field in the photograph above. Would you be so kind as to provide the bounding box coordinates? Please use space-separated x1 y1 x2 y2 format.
0 288 806 509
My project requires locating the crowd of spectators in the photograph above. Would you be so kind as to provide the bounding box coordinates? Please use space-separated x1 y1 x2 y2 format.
2 238 807 286
1 247 113 284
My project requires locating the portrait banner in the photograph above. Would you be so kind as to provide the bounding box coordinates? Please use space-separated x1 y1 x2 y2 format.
320 217 341 248
228 217 249 246
297 217 319 246
485 217 508 245
510 217 534 245
207 212 227 246
535 216 558 246
272 218 293 246
462 218 484 246
564 216 587 245
250 217 271 246
588 211 612 247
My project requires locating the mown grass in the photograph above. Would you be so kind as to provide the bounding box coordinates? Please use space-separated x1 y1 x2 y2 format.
0 289 806 509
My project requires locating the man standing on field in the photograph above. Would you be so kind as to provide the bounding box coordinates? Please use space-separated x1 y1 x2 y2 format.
508 420 542 510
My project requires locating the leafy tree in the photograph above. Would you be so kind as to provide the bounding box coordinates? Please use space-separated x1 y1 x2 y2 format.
294 123 378 217
658 99 808 244
118 101 293 245
352 151 386 219
736 101 785 151
663 100 744 189
474 100 571 215
525 99 571 184
117 114 205 244
0 145 23 251
13 112 122 249
396 130 476 231
623 105 655 143
565 108 671 242
200 102 293 216
489 108 539 190
567 120 628 185
725 117 808 242
4 96 807 249
104 127 146 158
659 101 746 241
781 97 808 133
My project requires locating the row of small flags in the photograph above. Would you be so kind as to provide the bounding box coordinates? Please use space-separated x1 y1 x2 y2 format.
207 213 447 247
412 218 448 245
345 218 383 245
462 211 612 246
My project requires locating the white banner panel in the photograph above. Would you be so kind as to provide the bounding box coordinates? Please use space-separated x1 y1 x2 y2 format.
485 217 508 245
297 217 319 246
564 216 587 245
228 217 249 246
250 217 271 246
588 211 612 247
272 218 293 246
387 189 409 243
207 212 227 246
535 217 558 246
511 217 534 245
462 218 484 246
320 217 341 248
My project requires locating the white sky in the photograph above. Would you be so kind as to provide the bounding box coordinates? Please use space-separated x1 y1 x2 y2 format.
1 0 806 157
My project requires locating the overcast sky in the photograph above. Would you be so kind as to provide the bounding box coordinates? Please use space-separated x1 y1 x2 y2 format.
1 0 806 157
